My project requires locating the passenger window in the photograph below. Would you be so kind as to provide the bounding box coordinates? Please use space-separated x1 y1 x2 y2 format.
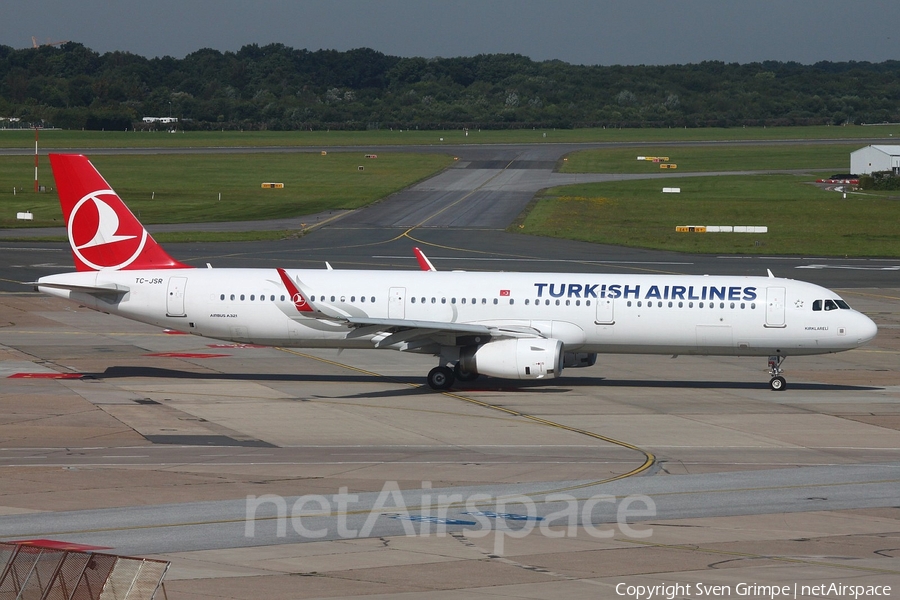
740 303 745 309
280 295 285 301
668 301 673 308
411 297 416 304
566 300 570 306
331 296 335 302
545 300 550 306
824 300 838 311
627 301 632 307
220 294 225 301
751 303 756 309
812 300 822 311
585 300 591 307
730 302 735 309
688 302 693 308
698 302 703 308
493 299 498 305
351 296 356 302
240 294 245 301
360 296 365 303
657 301 662 307
678 302 683 308
461 298 466 304
509 299 514 305
451 298 456 304
441 298 446 304
576 300 581 306
637 301 642 307
555 300 560 306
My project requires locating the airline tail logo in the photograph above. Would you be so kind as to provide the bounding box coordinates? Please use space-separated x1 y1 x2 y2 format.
50 154 190 272
68 190 148 270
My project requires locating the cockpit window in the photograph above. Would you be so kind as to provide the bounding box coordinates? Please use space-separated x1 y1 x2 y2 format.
813 299 851 311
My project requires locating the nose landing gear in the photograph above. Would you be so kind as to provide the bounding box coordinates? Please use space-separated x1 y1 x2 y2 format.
768 355 786 391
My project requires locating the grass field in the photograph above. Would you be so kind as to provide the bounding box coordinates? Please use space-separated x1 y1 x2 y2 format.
0 152 453 228
2 127 897 256
560 144 858 173
514 175 900 257
0 124 899 149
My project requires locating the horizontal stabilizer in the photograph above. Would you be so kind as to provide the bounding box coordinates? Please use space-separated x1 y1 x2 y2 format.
36 281 130 296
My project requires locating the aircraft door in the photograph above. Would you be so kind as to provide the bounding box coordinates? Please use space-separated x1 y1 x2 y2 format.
765 287 786 328
595 298 614 325
166 277 187 317
389 287 406 319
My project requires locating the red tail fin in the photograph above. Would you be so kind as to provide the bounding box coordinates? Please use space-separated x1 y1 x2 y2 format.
49 154 190 271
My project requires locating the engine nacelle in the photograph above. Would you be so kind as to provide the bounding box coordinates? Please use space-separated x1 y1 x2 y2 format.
459 338 564 380
563 352 597 368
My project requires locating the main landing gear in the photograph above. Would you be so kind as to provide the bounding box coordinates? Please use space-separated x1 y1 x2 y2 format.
427 366 454 390
767 355 787 391
427 362 480 391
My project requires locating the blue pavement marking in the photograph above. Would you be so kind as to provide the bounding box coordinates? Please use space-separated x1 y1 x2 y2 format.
463 511 544 521
388 515 478 526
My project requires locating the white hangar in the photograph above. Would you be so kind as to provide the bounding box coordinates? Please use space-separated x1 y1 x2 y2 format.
851 145 900 175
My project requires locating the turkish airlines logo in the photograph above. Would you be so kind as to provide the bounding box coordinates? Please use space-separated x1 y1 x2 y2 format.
67 190 147 270
292 292 308 308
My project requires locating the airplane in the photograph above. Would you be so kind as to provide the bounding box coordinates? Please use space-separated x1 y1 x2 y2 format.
36 154 878 392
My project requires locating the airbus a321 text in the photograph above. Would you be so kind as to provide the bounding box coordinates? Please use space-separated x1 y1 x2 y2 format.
37 154 878 392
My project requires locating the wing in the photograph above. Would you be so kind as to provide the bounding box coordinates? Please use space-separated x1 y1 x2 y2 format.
345 317 544 349
275 267 544 350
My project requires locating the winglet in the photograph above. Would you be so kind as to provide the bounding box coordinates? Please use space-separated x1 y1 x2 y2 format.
277 268 315 313
50 154 190 272
413 247 436 272
767 269 775 278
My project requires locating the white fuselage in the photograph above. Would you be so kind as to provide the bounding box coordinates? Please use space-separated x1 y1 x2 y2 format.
38 268 877 357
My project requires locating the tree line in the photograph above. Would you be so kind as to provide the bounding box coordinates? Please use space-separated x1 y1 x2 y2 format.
1 42 899 131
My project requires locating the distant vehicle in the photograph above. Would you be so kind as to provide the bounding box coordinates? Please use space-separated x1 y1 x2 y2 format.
36 154 878 392
817 173 860 184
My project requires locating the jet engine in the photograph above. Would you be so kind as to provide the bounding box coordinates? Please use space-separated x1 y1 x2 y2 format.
459 338 564 380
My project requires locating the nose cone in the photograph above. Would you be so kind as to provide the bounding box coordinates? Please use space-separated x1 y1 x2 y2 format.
856 312 878 345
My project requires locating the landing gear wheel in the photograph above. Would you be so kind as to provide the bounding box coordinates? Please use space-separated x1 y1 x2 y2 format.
427 366 455 390
454 362 479 382
767 355 787 392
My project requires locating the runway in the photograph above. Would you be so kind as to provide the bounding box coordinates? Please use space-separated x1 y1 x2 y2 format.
1 140 898 598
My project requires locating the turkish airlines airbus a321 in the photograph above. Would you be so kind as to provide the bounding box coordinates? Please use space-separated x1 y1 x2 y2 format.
37 154 877 391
